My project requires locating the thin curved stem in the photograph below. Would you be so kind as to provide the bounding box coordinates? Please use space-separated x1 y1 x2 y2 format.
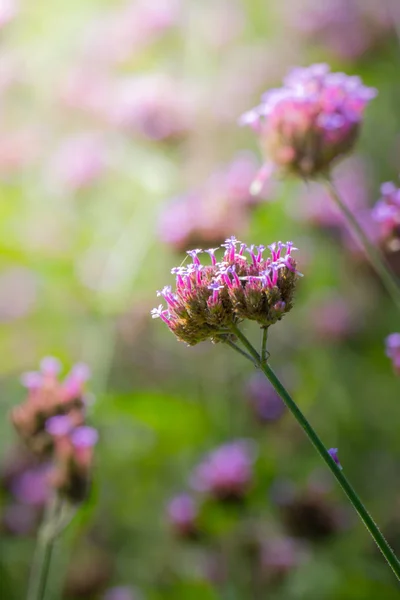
224 339 259 366
324 177 400 311
27 496 61 600
261 327 268 364
229 323 400 582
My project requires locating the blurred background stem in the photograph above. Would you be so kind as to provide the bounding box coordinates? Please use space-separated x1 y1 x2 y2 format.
230 323 400 582
27 496 62 600
324 177 400 311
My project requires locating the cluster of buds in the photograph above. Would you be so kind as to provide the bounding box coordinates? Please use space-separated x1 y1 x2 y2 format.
240 64 377 185
190 439 257 502
152 236 300 346
372 181 400 249
385 333 400 375
11 357 97 504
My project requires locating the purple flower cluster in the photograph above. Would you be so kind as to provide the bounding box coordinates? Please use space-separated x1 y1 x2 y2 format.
372 181 400 245
385 333 400 374
152 236 300 345
11 357 98 503
240 64 377 183
190 440 257 501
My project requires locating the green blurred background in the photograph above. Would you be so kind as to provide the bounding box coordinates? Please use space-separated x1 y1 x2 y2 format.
1 1 400 598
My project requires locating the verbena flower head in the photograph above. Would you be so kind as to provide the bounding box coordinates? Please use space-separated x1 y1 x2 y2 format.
385 333 400 374
190 439 257 501
167 493 198 537
152 237 300 345
240 64 377 185
372 181 400 247
11 357 97 504
12 357 90 455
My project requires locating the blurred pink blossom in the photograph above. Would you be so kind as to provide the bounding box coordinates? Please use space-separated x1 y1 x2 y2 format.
287 0 399 61
0 0 18 29
82 0 180 66
108 75 192 141
158 153 267 250
293 158 370 229
48 134 107 193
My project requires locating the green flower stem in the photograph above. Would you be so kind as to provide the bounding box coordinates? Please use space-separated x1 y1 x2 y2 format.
230 323 400 582
27 496 62 600
261 327 268 364
224 339 258 366
324 177 400 311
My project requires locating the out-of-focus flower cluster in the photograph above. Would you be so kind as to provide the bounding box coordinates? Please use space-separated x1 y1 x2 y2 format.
11 357 97 504
158 153 268 251
286 0 399 62
385 333 400 374
241 64 376 184
152 236 300 345
372 181 400 250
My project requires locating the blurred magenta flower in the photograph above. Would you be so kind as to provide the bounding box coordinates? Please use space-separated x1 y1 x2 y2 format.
385 333 400 374
10 463 51 506
49 134 107 193
82 0 180 66
152 237 300 345
108 75 192 142
272 478 347 541
261 536 309 580
190 440 257 501
12 357 97 503
312 293 354 342
372 181 400 249
240 64 377 187
158 153 267 250
167 493 198 537
245 372 286 423
288 0 398 62
103 587 141 600
292 157 369 229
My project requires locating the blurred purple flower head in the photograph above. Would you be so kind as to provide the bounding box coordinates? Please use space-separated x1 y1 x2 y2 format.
288 0 398 62
103 587 137 600
385 333 400 374
293 157 369 229
158 153 268 251
49 134 107 193
312 293 354 342
272 478 346 541
245 372 286 423
372 181 400 249
152 237 300 346
261 536 309 580
167 493 198 537
108 75 192 142
82 0 180 66
190 440 257 501
10 463 51 506
240 64 376 185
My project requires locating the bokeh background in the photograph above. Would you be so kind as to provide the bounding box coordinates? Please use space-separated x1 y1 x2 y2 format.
1 1 400 598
